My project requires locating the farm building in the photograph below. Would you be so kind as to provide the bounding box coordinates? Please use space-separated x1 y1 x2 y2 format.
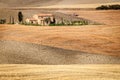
25 12 98 26
26 13 54 26
26 18 38 24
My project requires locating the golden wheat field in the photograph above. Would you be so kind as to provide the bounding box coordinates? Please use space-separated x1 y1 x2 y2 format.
0 64 120 80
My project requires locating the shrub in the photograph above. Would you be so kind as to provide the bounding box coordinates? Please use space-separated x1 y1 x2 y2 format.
72 21 88 25
109 4 120 10
49 20 88 26
96 5 109 10
22 22 41 26
0 19 6 24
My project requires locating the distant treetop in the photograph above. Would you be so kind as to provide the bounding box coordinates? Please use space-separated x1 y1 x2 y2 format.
96 4 120 10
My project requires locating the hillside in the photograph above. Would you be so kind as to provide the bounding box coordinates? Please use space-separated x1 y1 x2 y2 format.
0 0 59 7
0 23 120 57
0 0 119 7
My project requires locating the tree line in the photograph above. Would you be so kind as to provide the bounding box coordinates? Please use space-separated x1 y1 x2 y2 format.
96 4 120 10
0 11 23 24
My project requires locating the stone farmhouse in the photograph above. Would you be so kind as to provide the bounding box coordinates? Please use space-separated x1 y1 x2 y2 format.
26 13 54 26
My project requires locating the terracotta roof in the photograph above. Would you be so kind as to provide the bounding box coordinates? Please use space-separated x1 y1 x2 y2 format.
27 18 37 21
37 13 53 17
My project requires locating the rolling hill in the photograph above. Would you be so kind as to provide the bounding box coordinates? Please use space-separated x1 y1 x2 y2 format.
0 0 59 7
0 0 119 7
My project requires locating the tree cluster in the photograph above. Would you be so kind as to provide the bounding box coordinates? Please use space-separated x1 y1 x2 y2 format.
96 4 120 10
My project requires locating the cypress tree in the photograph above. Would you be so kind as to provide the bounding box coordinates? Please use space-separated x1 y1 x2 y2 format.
18 11 23 23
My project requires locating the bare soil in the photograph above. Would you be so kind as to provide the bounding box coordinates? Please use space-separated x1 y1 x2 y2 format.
0 40 119 64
